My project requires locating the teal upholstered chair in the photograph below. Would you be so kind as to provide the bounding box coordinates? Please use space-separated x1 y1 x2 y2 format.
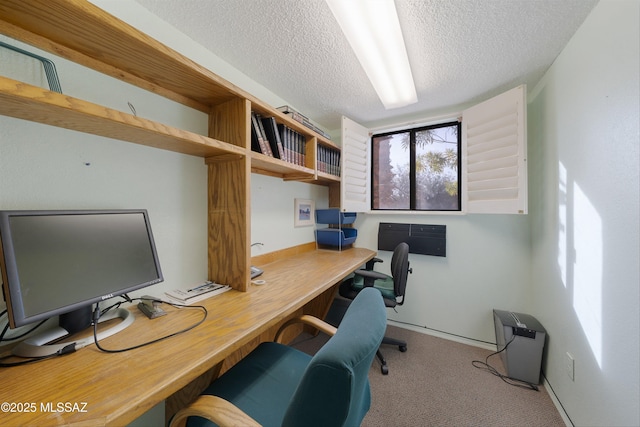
170 287 386 427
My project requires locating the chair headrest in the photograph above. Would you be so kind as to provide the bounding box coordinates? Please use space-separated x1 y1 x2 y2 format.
391 242 410 295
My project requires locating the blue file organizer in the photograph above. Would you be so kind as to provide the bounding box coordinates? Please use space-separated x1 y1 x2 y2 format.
315 209 357 249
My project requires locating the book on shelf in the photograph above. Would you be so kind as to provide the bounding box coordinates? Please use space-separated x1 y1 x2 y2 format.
276 105 332 140
250 112 273 157
277 123 306 167
300 133 306 166
277 105 309 122
317 144 341 177
277 123 288 162
260 116 285 160
282 124 292 164
255 113 273 156
250 110 310 168
250 115 263 154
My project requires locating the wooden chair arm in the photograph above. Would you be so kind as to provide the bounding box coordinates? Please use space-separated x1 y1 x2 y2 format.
169 394 261 427
274 314 338 343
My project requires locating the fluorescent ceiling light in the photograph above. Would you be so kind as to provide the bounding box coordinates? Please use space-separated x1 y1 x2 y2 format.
326 0 417 109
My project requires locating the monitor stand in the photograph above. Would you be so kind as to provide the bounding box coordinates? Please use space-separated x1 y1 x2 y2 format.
11 308 134 358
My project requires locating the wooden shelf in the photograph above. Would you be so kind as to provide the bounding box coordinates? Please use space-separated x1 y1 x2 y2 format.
0 0 249 112
0 77 246 158
250 152 315 181
250 102 337 183
0 0 342 291
316 171 341 184
0 0 339 181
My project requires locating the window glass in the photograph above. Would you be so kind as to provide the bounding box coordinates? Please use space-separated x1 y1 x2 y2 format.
372 122 460 211
372 132 410 209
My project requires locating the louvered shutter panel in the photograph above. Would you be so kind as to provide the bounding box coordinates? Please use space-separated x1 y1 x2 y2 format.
462 85 528 214
340 116 371 212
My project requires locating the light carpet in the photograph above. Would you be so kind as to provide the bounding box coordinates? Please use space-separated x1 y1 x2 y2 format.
293 324 565 427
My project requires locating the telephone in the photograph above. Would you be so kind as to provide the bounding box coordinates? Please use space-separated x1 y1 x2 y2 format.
250 266 264 279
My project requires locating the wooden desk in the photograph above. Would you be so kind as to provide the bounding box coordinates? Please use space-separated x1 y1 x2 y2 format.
0 246 375 426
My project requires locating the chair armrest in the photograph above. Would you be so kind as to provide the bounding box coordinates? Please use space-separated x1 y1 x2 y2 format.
354 269 388 281
274 314 338 343
169 394 261 427
353 268 389 288
365 257 383 270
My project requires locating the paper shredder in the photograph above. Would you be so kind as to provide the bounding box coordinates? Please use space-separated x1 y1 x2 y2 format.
493 309 546 384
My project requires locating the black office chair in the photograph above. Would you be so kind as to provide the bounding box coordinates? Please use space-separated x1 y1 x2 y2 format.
339 242 412 374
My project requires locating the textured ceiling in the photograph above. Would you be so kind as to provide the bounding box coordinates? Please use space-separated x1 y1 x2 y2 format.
134 0 597 131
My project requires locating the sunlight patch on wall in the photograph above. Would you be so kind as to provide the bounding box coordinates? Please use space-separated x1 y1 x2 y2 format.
573 181 603 367
558 162 568 287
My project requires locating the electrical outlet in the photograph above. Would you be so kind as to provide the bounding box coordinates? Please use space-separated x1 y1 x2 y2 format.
565 352 575 381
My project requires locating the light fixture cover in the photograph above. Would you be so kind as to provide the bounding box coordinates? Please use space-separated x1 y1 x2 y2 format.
326 0 418 109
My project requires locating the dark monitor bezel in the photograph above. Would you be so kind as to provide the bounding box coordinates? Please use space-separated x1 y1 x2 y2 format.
0 209 164 329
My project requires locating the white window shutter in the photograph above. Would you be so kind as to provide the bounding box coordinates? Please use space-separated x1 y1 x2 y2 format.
340 116 371 212
462 85 528 214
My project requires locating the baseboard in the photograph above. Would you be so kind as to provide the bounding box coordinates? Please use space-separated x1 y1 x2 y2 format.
386 319 496 351
542 375 574 427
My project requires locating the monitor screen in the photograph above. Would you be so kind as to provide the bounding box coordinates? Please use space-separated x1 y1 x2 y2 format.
0 210 163 329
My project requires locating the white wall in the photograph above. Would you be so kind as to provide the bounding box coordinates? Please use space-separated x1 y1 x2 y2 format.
355 213 531 346
528 1 639 426
0 33 209 311
251 173 328 256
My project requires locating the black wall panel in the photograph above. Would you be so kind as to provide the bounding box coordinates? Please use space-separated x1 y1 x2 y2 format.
378 222 446 257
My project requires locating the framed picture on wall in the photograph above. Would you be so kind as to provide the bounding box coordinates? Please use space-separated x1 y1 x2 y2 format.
294 198 315 227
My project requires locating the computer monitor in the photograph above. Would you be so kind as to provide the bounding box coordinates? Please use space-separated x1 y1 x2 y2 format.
0 209 163 357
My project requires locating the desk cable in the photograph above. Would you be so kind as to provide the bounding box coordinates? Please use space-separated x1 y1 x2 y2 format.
0 297 208 366
0 309 48 344
92 296 207 353
0 310 74 367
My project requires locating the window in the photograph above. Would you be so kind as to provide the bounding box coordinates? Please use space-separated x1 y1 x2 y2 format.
372 122 461 211
340 85 527 215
